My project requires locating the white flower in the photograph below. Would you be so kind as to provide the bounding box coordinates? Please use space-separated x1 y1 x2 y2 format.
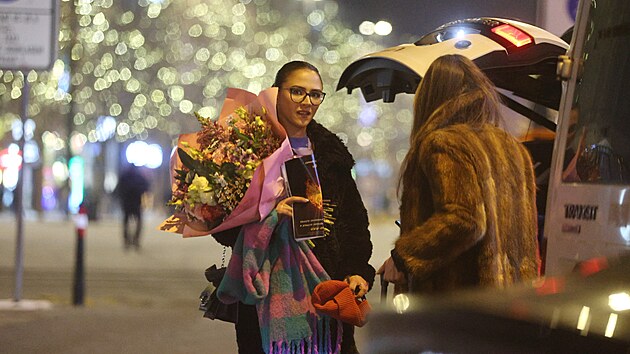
190 175 217 206
191 175 210 189
214 173 228 187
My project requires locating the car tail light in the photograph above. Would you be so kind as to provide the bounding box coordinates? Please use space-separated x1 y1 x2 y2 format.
491 24 533 47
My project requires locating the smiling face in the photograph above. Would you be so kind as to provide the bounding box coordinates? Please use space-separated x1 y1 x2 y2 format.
276 68 323 137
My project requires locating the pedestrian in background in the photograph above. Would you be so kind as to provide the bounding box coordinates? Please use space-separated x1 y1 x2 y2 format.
378 54 540 294
114 164 150 251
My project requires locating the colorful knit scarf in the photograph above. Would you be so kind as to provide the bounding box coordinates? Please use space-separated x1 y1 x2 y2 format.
217 210 341 354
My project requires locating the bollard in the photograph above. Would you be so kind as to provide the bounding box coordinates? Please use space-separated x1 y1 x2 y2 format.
72 204 88 306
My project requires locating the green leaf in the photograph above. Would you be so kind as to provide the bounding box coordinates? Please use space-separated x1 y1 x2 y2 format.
233 127 250 142
220 162 237 177
177 147 197 169
177 147 217 178
174 169 187 182
194 112 210 127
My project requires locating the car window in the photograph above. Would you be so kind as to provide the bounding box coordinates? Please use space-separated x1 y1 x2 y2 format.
562 1 630 184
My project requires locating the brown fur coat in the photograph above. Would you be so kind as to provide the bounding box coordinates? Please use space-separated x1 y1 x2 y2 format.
395 123 540 293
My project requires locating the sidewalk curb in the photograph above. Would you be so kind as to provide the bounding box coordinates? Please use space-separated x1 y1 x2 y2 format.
0 299 53 311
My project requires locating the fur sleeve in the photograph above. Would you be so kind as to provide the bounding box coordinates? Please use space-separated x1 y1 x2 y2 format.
395 132 487 281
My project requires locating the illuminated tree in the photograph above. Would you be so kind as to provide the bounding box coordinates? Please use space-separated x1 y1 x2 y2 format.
0 0 412 215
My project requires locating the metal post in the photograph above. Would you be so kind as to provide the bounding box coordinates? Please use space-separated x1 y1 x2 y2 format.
72 204 88 306
380 275 388 304
13 73 29 302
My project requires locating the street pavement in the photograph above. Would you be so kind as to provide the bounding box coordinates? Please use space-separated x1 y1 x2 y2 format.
0 211 399 354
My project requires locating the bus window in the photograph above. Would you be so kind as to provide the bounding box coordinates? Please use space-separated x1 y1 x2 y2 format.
561 1 630 184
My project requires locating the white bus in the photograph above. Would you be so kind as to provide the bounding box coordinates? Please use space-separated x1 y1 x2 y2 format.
543 0 630 276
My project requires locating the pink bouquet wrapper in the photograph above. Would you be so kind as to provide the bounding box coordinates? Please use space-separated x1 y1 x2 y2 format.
158 87 294 238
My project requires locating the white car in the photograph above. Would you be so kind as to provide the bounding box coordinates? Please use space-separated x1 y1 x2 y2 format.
337 17 569 131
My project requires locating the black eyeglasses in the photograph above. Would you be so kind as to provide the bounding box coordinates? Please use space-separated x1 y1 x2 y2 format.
282 86 326 105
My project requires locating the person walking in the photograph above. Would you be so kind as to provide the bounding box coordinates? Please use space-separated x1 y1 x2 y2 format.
115 164 150 251
378 54 540 294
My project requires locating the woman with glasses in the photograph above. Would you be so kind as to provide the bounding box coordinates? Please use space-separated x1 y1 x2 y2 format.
213 61 375 354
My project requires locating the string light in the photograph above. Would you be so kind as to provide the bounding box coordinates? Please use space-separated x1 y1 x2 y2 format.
0 0 413 214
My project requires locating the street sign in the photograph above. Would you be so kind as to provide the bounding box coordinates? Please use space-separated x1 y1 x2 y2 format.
0 0 60 70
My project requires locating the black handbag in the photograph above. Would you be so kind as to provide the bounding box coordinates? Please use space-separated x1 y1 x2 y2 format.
199 264 239 324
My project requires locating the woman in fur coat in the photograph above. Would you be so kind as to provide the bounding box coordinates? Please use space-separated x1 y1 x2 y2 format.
378 54 540 294
214 61 375 354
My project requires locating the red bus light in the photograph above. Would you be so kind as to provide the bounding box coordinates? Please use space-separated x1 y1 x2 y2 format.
491 24 533 47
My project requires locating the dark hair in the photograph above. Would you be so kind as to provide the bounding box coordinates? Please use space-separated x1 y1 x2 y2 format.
272 61 322 87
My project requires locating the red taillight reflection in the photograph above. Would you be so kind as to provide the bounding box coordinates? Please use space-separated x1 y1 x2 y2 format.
491 24 533 47
534 277 565 295
577 257 609 277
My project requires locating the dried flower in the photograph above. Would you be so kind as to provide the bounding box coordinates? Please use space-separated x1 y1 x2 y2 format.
168 107 282 229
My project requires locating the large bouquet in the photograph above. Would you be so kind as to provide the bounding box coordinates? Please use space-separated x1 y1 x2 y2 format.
160 87 295 237
170 107 281 229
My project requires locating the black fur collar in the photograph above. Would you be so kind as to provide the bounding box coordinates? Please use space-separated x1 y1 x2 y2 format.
306 120 355 173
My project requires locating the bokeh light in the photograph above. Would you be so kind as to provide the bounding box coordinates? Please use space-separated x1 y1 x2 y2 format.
359 21 375 36
0 0 414 216
125 140 163 168
374 20 393 36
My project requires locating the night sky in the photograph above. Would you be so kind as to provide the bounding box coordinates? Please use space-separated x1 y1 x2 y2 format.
334 0 538 44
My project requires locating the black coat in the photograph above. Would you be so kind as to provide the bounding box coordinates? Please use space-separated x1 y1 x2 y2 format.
115 166 150 213
305 120 375 286
214 120 375 285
